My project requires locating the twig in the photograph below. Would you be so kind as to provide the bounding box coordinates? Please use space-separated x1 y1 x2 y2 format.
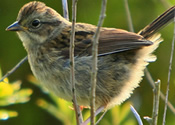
62 0 69 20
162 11 175 125
152 80 161 125
144 79 161 125
123 0 134 32
95 110 107 125
82 106 105 125
130 105 143 125
145 68 175 114
0 56 28 82
144 116 152 125
70 0 83 125
90 0 107 125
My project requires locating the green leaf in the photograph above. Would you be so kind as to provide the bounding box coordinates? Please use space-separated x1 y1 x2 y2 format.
0 109 18 120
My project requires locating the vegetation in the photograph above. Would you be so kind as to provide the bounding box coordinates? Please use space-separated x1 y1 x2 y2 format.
0 0 175 125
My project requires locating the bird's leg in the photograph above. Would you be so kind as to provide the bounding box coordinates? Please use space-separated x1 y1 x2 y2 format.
81 106 105 125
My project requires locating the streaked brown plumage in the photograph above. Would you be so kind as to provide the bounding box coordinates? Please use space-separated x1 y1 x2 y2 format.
6 1 174 112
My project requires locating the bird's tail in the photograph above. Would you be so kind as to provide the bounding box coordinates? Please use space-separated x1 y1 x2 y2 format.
138 6 175 38
137 6 175 63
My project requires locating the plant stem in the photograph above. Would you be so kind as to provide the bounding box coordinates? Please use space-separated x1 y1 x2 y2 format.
90 0 107 124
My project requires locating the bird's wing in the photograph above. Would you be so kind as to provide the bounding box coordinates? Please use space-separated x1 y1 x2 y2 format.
97 28 152 56
75 28 152 56
60 28 153 58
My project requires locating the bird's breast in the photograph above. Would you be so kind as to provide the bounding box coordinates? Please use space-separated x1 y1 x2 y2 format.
28 51 74 102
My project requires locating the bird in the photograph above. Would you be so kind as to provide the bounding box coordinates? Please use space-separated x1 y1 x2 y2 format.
6 1 175 122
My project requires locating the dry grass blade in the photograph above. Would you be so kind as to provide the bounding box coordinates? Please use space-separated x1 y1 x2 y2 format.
62 0 69 20
123 0 134 32
162 12 175 125
130 105 143 125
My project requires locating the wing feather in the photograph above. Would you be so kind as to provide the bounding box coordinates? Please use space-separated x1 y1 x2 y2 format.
58 26 153 59
75 28 152 57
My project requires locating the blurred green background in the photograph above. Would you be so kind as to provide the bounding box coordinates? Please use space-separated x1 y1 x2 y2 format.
0 0 175 125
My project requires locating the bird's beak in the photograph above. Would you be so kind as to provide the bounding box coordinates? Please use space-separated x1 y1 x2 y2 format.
6 21 28 31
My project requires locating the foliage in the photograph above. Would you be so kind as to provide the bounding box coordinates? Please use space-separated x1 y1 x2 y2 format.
0 68 32 120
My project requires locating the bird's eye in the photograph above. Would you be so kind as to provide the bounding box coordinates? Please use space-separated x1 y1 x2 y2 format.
31 19 41 28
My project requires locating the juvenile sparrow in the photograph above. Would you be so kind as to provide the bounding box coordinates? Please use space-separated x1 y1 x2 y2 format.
6 1 175 113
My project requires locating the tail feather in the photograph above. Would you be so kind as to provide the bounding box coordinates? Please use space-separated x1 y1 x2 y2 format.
138 6 175 38
141 34 163 62
137 6 175 62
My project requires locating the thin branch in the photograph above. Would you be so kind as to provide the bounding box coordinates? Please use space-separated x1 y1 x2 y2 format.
145 69 175 114
162 11 175 125
70 0 83 125
0 56 28 82
130 105 143 125
123 0 134 32
61 1 83 122
90 0 107 125
144 116 152 125
82 106 105 125
95 110 107 125
152 80 161 125
62 0 69 20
